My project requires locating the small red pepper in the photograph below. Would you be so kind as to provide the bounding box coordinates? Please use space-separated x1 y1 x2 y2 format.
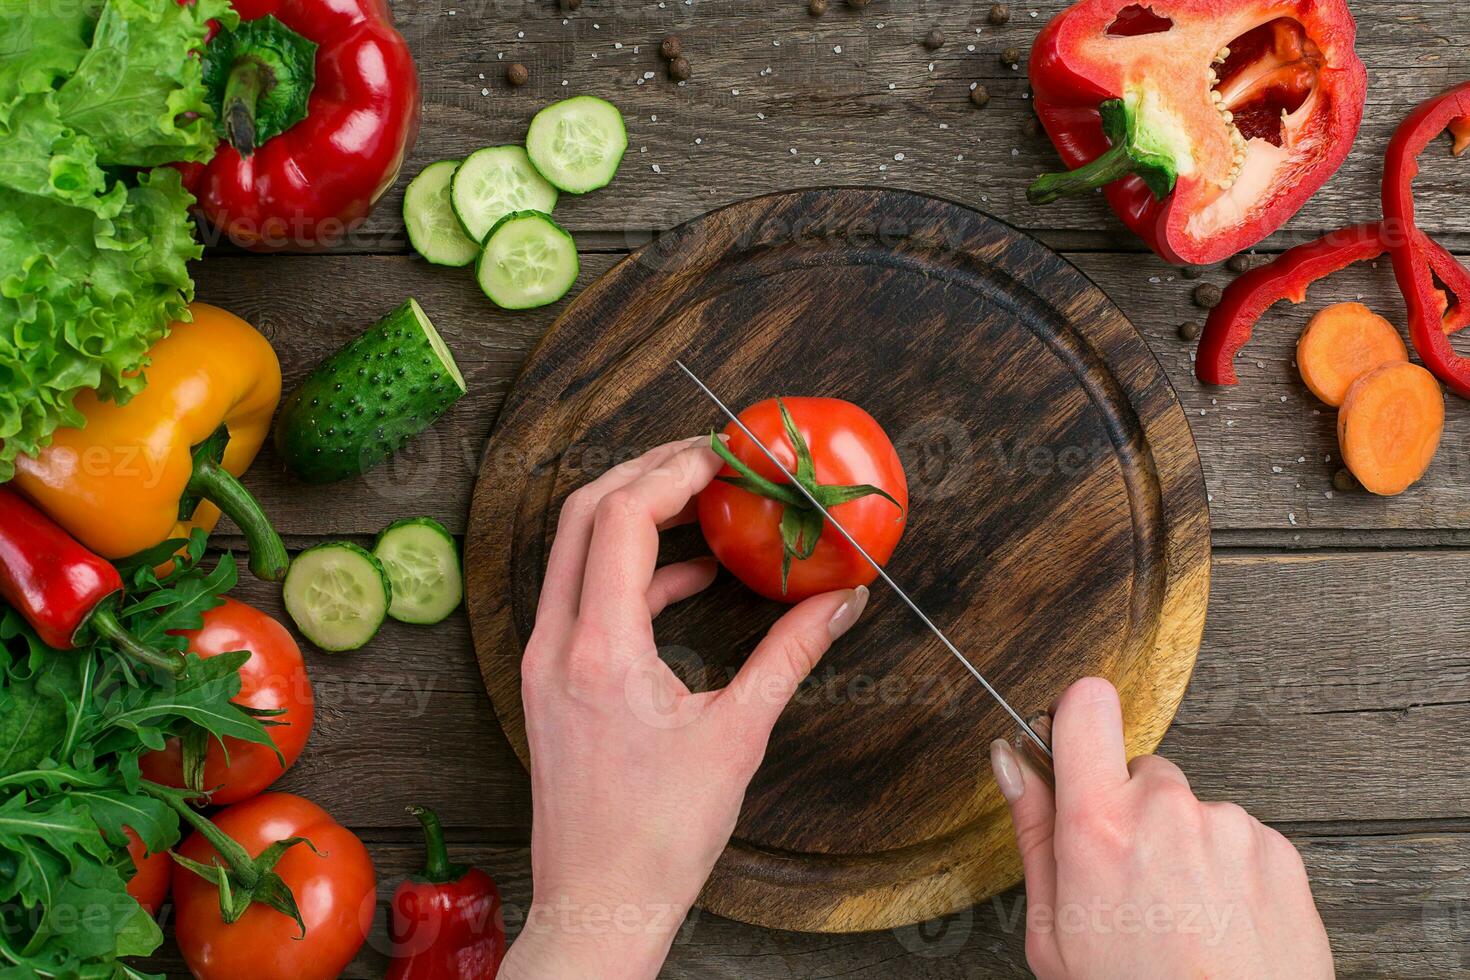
0 488 184 675
1382 82 1470 398
387 806 505 980
178 0 420 251
1028 0 1366 264
1196 222 1470 384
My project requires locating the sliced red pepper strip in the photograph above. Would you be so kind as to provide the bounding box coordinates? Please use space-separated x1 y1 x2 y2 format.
1195 222 1470 385
1382 82 1470 399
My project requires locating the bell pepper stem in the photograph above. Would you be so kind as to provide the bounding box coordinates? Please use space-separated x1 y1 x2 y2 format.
410 805 467 884
222 57 271 157
187 456 289 582
83 600 186 676
1028 142 1137 204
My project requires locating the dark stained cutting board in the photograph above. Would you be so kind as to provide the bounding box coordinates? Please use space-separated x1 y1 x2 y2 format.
465 188 1210 933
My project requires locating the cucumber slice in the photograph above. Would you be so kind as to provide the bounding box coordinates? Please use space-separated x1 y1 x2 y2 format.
450 145 559 243
475 211 579 310
525 96 627 194
373 517 463 625
283 543 391 652
404 160 480 266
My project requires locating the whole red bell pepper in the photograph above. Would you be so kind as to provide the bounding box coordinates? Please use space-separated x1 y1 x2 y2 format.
387 806 505 980
178 0 420 251
0 488 184 675
1383 82 1470 399
1028 0 1367 265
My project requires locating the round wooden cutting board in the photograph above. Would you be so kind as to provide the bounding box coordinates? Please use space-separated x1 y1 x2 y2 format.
465 188 1210 933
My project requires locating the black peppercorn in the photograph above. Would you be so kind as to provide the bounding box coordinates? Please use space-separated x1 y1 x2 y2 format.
1001 46 1023 67
507 62 529 86
970 84 991 108
1178 321 1202 341
1193 282 1223 308
660 35 682 60
808 0 827 15
1226 253 1252 274
558 0 580 10
1332 468 1359 493
924 28 945 50
669 56 691 81
989 4 1011 25
1180 265 1204 280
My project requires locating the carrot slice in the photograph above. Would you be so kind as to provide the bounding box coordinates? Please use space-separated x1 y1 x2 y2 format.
1337 361 1444 495
1297 302 1409 406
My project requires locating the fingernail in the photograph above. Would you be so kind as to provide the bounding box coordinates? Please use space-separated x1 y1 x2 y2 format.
990 739 1025 803
715 432 732 443
827 585 869 639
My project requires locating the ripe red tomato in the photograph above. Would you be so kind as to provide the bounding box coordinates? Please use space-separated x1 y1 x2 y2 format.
172 793 376 980
124 826 170 915
698 397 908 602
140 597 313 804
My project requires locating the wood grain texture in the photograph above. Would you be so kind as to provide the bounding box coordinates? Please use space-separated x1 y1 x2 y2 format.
195 247 1470 542
142 828 1470 979
275 0 1470 255
462 188 1210 931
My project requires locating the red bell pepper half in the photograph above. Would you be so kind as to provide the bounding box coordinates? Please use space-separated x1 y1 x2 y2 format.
178 0 420 251
1028 0 1367 265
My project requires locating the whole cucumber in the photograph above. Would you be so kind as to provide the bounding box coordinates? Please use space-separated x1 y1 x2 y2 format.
274 299 466 484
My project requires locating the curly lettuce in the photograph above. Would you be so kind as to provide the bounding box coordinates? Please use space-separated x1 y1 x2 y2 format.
0 0 236 481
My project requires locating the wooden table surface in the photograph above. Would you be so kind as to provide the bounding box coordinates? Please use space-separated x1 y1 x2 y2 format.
147 1 1470 976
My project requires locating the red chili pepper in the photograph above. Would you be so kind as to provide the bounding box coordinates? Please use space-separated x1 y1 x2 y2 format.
1028 0 1366 264
1195 222 1470 385
387 807 505 980
0 488 184 674
1382 82 1470 398
178 0 420 251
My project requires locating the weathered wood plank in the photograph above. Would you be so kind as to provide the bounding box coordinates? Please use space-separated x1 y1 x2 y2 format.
264 0 1470 255
139 828 1470 979
195 248 1470 538
219 548 1470 832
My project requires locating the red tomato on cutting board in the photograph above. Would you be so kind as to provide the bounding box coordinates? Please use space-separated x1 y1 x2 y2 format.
698 397 908 602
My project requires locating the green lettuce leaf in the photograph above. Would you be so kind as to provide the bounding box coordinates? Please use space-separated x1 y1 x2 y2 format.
0 0 226 480
0 167 201 476
56 0 237 167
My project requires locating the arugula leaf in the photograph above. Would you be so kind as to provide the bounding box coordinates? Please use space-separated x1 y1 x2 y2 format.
0 547 277 975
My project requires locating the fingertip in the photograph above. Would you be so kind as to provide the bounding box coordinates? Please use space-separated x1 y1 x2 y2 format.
1052 676 1129 800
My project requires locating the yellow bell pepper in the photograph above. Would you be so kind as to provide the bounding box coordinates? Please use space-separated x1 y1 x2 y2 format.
12 303 288 580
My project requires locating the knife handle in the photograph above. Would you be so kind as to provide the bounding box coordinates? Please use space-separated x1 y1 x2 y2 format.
1012 711 1056 789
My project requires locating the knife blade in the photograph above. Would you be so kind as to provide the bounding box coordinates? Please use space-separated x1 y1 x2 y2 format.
675 360 1054 763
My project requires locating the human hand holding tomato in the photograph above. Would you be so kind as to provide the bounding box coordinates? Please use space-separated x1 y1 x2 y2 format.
698 397 907 602
499 437 870 980
140 597 314 803
171 793 375 980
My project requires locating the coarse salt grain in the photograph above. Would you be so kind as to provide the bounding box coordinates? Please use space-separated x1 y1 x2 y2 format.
894 152 905 160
